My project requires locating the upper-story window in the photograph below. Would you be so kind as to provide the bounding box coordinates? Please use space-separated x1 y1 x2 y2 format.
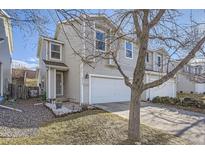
146 52 149 62
96 30 105 52
195 67 202 74
188 66 191 73
50 42 62 60
125 41 133 59
195 67 198 74
186 66 189 72
157 56 161 67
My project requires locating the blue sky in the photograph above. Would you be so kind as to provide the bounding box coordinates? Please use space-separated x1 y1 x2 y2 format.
10 10 205 68
11 10 57 68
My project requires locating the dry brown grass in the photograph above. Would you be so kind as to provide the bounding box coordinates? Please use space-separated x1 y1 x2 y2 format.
0 109 188 145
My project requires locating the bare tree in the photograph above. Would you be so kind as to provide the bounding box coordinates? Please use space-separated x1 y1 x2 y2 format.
53 9 205 141
6 9 205 141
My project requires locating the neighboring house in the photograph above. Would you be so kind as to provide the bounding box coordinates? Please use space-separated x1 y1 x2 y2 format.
12 68 37 87
37 15 176 104
0 10 13 96
175 58 205 94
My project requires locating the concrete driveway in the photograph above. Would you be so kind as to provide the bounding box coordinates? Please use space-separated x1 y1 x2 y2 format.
94 101 205 144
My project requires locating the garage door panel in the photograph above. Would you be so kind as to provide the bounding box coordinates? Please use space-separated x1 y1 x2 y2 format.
91 76 131 104
147 75 176 100
195 83 205 93
149 81 175 99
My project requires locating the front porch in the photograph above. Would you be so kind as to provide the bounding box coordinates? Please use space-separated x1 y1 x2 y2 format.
44 60 69 100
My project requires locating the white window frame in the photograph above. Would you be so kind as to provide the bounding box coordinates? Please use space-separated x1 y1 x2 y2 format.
95 29 106 52
125 40 133 59
186 66 189 72
49 42 62 61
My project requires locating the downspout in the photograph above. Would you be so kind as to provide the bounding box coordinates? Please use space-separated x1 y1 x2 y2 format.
80 15 86 105
0 63 3 96
24 71 27 85
48 67 51 99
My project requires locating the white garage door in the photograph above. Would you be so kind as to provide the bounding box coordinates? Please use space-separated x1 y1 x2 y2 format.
147 75 176 100
195 83 205 93
90 76 131 104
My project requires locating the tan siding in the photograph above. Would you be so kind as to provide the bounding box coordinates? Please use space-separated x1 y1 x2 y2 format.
57 23 82 102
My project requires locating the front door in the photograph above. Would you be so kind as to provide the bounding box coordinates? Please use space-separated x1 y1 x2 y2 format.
56 72 63 96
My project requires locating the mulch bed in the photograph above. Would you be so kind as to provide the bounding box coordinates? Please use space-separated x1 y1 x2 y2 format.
0 98 54 137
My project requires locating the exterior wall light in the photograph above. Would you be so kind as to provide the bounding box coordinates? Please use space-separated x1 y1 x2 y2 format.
85 73 89 79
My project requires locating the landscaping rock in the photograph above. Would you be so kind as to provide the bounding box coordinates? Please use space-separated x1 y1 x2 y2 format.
0 98 54 138
45 102 82 117
152 96 181 105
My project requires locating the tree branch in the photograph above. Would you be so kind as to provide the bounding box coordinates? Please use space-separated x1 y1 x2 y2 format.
149 10 166 28
132 10 142 38
143 35 205 90
111 52 132 88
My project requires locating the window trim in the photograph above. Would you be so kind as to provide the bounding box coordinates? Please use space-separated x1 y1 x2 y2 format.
125 40 133 59
95 29 106 52
49 42 62 61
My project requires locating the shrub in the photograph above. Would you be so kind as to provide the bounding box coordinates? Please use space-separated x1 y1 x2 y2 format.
41 92 46 101
182 97 205 109
81 104 89 111
152 96 161 104
172 97 182 105
152 96 205 109
152 96 181 105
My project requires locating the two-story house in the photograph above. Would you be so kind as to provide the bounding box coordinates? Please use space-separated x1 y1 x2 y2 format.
37 15 176 104
175 58 205 94
0 10 13 96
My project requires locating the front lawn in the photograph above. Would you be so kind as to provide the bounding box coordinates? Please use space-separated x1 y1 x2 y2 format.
0 109 187 145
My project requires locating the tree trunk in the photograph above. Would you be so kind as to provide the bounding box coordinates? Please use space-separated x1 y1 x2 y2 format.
128 89 141 141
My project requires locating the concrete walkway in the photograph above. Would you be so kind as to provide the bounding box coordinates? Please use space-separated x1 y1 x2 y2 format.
94 101 205 144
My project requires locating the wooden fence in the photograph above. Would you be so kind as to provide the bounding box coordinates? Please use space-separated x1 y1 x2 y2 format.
8 84 39 99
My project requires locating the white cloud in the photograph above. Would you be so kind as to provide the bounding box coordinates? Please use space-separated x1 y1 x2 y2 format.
26 57 39 63
12 59 38 70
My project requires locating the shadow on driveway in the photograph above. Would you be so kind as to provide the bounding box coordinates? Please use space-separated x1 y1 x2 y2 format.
94 101 205 144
